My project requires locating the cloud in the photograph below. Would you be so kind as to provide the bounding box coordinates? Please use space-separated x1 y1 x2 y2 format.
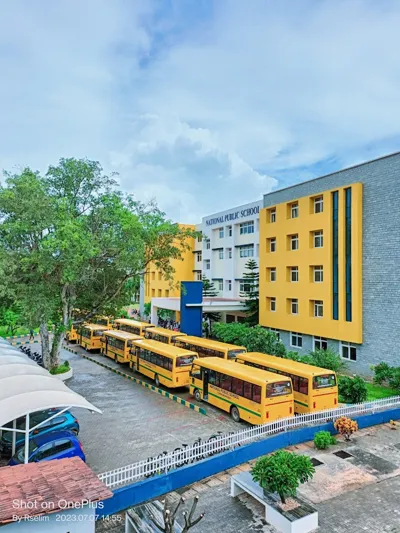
1 0 400 222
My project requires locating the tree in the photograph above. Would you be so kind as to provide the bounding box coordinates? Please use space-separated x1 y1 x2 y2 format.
162 496 204 533
212 322 286 356
0 158 197 370
240 259 259 326
251 451 315 504
202 275 221 326
307 348 347 373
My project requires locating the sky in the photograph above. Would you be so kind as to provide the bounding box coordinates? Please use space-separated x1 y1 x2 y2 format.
1 0 400 223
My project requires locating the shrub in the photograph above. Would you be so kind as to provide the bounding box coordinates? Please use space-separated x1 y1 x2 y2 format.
339 376 368 404
372 362 393 384
307 348 347 373
334 416 358 441
211 322 249 345
50 362 70 375
314 430 336 449
388 368 400 389
251 450 315 504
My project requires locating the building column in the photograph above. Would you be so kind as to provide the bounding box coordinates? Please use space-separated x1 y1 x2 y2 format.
139 278 145 316
151 302 158 325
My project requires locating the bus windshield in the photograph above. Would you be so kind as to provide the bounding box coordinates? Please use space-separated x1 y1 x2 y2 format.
228 349 247 360
176 355 195 367
266 381 292 397
313 374 336 389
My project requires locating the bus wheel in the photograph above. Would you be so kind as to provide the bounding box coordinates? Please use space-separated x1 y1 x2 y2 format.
231 406 240 422
154 374 160 387
194 389 202 402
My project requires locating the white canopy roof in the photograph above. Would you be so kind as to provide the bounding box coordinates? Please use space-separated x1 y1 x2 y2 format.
0 341 101 427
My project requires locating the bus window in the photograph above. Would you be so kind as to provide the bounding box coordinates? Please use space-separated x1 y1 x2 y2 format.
252 384 261 403
313 374 336 389
190 364 201 378
228 349 246 360
208 369 217 384
267 381 292 398
232 377 244 396
299 377 309 395
176 355 195 367
220 374 232 391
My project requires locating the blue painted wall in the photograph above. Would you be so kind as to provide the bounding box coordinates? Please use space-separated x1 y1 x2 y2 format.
98 407 400 517
180 281 203 337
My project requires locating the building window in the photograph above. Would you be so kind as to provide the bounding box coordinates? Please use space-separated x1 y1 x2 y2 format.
269 297 276 312
217 280 223 291
313 265 323 283
197 235 202 242
240 281 251 292
291 202 299 219
165 289 170 297
291 299 298 315
196 272 202 281
314 196 324 214
219 228 224 238
206 239 211 250
227 248 232 258
314 300 323 317
151 272 155 281
239 245 254 258
341 342 357 361
151 289 155 297
158 272 162 280
205 260 210 270
314 336 328 351
291 332 303 348
226 280 232 291
197 252 202 262
218 249 224 259
269 268 276 282
228 226 232 237
158 289 162 297
290 266 299 282
313 230 323 248
269 238 276 253
269 328 280 340
290 234 299 251
270 208 276 223
239 221 255 235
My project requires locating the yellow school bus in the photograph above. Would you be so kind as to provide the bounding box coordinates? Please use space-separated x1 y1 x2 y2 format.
130 339 197 388
101 330 142 363
79 324 109 351
94 316 113 328
175 336 246 360
190 358 294 424
144 327 187 345
235 353 338 414
66 322 79 343
114 318 154 337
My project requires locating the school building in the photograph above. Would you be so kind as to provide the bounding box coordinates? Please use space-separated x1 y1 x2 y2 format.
259 151 400 374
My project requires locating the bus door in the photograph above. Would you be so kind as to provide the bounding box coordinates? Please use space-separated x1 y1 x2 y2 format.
135 347 141 371
203 369 209 400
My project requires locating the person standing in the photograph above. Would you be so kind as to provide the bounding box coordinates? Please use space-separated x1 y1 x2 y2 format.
29 328 35 341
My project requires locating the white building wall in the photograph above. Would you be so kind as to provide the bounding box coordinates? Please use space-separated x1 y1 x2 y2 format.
199 200 262 299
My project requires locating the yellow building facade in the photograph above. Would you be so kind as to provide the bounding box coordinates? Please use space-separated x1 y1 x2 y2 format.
259 183 362 344
144 225 195 304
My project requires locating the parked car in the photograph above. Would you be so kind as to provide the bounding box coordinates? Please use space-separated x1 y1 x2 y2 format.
0 411 79 455
8 430 86 465
2 408 60 429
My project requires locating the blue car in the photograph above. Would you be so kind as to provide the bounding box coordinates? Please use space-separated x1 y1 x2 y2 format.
0 411 79 455
8 430 86 465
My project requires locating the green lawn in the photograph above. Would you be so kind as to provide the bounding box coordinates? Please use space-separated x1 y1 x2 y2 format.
366 382 399 400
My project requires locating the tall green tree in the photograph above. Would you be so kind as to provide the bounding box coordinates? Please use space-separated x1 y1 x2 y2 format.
202 275 221 327
240 259 259 326
0 158 196 369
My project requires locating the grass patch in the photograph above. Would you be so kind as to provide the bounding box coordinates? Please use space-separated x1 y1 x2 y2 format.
0 326 39 338
50 361 70 375
366 382 398 400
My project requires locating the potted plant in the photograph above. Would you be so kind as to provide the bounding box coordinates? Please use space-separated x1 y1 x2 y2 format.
251 450 315 504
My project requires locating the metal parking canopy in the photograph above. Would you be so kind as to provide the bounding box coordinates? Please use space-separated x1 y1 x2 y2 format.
0 342 102 463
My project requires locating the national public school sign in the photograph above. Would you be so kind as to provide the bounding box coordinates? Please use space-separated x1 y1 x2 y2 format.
205 206 260 227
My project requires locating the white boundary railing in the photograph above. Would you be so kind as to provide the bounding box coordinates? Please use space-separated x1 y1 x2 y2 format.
98 396 400 488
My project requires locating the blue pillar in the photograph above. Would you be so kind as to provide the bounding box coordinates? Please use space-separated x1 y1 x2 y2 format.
180 281 203 337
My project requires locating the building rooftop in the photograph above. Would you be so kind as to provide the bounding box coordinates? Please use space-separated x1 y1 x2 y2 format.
0 457 113 524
